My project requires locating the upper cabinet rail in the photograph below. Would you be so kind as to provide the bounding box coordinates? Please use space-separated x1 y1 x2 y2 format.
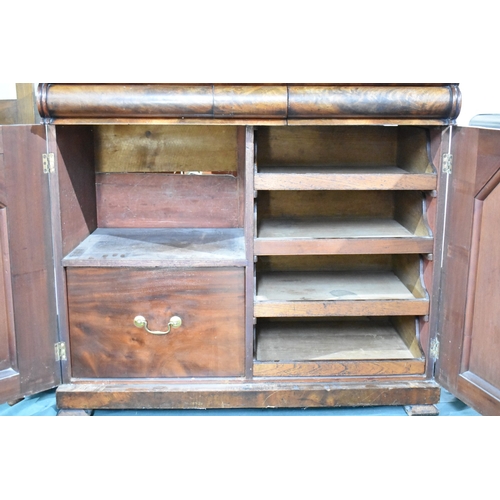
36 84 461 125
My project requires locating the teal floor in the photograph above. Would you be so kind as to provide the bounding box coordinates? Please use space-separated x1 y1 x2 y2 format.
0 387 481 416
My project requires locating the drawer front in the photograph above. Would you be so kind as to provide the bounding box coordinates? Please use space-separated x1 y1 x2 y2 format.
67 268 245 378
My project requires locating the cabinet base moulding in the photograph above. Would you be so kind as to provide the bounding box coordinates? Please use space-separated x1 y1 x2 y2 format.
55 381 440 410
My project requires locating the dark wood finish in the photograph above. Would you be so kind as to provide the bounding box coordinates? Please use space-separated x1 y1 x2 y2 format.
0 125 60 402
255 318 421 361
437 127 500 415
38 84 214 118
214 86 287 117
255 167 437 191
0 208 17 366
253 317 425 377
0 205 20 402
424 127 446 378
257 190 423 220
67 268 245 378
288 85 460 120
257 126 400 169
256 254 396 272
286 118 457 126
7 82 500 413
0 137 21 402
397 127 436 174
255 187 433 255
37 84 461 124
41 117 289 126
56 380 441 410
254 235 433 256
255 125 438 195
255 261 429 317
47 124 73 384
10 85 500 414
55 125 97 256
255 299 428 318
96 173 241 228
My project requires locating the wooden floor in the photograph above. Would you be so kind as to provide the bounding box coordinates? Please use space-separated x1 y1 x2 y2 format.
0 387 481 416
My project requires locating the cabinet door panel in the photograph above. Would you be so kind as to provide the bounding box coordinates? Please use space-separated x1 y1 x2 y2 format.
0 125 60 404
437 127 500 415
0 203 20 401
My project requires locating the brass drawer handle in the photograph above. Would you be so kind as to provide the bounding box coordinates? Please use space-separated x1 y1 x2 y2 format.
133 315 182 335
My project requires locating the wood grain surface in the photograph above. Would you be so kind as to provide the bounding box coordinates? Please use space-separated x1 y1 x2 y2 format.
37 84 461 124
96 173 241 228
255 318 419 361
436 127 500 415
255 166 436 191
94 125 238 173
67 268 245 378
56 380 441 409
62 228 246 267
0 125 60 396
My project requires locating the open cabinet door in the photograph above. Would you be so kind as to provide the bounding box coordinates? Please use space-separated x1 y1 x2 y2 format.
436 126 500 415
0 124 61 404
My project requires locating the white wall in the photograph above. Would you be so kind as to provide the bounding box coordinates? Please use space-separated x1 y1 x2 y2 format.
0 83 17 100
456 81 500 126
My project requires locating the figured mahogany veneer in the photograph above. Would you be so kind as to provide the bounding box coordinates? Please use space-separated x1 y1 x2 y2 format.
37 84 461 124
67 268 245 378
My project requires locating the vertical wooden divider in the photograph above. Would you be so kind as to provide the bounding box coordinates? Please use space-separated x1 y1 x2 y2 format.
243 126 255 379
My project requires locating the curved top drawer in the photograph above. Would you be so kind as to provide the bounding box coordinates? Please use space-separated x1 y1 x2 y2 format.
37 83 461 125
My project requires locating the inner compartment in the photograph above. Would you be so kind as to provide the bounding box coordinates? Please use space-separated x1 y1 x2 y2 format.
256 254 428 298
254 255 429 318
256 125 434 175
255 316 423 361
256 190 431 240
55 124 245 263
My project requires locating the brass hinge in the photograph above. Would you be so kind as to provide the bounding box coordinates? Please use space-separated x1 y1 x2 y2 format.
430 338 440 360
55 341 67 361
442 153 453 174
42 152 55 174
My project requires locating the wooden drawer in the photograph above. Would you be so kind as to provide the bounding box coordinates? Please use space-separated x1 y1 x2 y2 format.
66 268 245 378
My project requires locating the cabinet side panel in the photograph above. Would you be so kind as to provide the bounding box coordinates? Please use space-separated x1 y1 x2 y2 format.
56 125 97 256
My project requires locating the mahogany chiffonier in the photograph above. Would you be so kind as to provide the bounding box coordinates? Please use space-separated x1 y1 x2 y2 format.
0 84 499 415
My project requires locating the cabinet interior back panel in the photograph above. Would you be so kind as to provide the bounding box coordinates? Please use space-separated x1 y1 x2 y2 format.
94 125 239 173
96 173 241 228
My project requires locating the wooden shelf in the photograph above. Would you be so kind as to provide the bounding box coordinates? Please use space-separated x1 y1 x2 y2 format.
255 217 433 255
63 228 246 267
254 271 429 317
254 318 425 377
255 166 437 191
